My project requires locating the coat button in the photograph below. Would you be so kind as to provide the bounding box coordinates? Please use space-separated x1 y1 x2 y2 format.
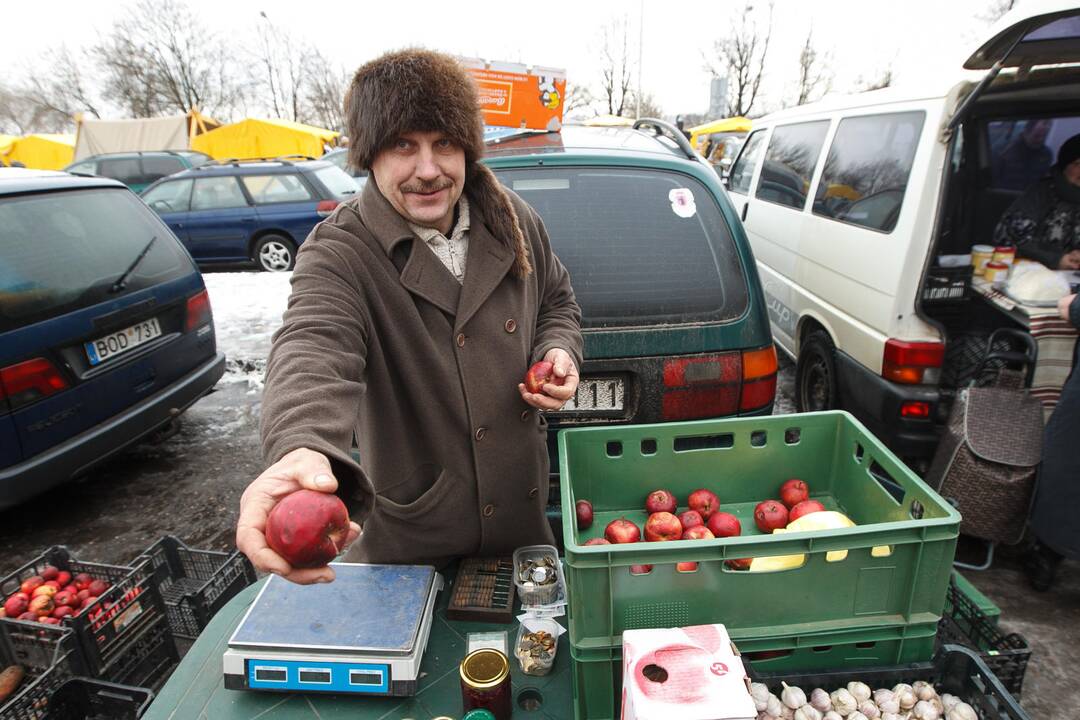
529 487 539 498
520 410 531 422
505 318 517 333
475 427 487 441
483 503 495 518
456 333 466 347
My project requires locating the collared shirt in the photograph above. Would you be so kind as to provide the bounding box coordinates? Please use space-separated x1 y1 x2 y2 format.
409 196 470 284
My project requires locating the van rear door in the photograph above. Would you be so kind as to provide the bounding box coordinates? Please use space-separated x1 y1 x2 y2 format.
966 2 1080 70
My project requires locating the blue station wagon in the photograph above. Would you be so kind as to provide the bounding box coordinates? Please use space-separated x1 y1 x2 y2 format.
141 158 359 271
0 169 225 508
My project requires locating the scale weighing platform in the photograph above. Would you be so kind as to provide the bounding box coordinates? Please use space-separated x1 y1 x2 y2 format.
223 563 443 697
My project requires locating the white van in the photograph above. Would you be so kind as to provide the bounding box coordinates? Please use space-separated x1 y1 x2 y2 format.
726 1 1080 469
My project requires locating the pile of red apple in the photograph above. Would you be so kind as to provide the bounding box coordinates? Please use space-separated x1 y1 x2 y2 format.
575 478 826 572
0 566 113 625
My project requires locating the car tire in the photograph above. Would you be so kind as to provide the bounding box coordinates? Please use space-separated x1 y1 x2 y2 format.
253 234 296 272
795 330 838 413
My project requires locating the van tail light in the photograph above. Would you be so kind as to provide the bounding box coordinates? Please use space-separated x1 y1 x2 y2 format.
185 289 213 333
740 345 778 412
882 339 944 385
0 358 69 412
661 353 741 420
316 200 339 217
900 401 931 419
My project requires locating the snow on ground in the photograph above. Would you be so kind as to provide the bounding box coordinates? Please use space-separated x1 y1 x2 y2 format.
203 271 292 391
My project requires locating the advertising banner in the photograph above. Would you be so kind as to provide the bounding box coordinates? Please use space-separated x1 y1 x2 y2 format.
461 58 566 132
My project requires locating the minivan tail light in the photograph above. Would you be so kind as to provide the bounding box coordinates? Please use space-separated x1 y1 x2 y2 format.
661 353 741 420
882 339 944 385
185 289 213 333
740 345 778 412
0 358 69 411
316 200 339 217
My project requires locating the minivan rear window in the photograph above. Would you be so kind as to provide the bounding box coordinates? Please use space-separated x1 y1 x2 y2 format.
496 167 748 328
0 188 192 329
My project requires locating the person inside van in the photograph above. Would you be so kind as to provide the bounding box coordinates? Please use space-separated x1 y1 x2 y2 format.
993 133 1080 270
994 119 1054 191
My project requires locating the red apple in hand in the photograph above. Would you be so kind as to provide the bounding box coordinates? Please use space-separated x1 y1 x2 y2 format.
644 512 683 542
687 489 720 519
605 518 641 544
779 479 810 509
576 499 594 530
524 361 555 394
266 489 351 569
645 489 677 515
678 510 704 530
707 512 742 538
754 500 789 533
789 499 826 522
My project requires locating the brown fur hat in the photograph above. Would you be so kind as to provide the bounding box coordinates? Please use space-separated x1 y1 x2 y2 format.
344 48 531 278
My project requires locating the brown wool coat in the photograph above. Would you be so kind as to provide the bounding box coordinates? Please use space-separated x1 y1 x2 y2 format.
260 180 583 567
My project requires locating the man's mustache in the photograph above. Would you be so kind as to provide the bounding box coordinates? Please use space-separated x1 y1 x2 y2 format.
401 179 453 194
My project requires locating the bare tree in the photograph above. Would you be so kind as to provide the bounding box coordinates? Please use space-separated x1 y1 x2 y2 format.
564 81 597 117
627 90 663 120
17 46 103 130
980 0 1016 24
94 0 245 119
598 17 635 117
856 68 894 92
250 13 314 122
795 29 830 106
305 52 349 132
704 1 773 117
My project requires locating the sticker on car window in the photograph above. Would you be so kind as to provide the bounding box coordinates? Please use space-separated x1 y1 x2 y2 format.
669 188 696 218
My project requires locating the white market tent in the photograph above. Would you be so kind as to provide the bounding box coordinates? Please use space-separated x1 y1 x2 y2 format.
72 110 219 161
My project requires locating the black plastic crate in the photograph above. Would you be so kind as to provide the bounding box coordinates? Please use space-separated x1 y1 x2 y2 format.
923 263 973 304
0 620 81 720
939 579 1031 697
0 547 167 679
750 645 1029 720
97 617 177 692
44 677 153 720
135 536 255 640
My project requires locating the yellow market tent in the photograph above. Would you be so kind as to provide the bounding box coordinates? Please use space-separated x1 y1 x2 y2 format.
688 116 752 153
191 118 339 161
0 135 15 159
1 134 76 170
582 114 634 127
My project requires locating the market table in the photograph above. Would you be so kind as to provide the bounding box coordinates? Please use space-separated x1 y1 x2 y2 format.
143 569 572 720
971 276 1078 420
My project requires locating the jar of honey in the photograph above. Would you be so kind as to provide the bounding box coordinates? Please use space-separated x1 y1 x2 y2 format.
984 261 1009 284
460 649 511 719
992 245 1016 267
971 244 994 276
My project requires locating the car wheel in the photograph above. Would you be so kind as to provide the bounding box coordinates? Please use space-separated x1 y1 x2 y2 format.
795 330 838 413
254 235 296 272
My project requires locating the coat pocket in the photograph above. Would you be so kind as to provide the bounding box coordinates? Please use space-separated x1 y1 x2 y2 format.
375 463 459 520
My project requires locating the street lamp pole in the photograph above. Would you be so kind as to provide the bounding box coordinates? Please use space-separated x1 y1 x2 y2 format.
636 0 644 118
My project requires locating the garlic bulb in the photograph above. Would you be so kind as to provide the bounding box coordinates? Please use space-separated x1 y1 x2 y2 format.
892 683 912 697
752 683 772 712
895 688 917 711
848 713 869 720
830 688 858 716
847 682 872 704
945 703 977 720
767 694 784 718
881 714 903 720
783 683 808 709
796 706 823 720
873 689 895 706
824 713 844 720
911 700 941 720
859 700 880 719
912 682 937 702
781 705 795 720
929 698 943 716
940 694 959 713
810 688 832 712
877 696 900 715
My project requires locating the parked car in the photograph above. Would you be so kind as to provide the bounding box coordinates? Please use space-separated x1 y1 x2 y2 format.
482 121 776 492
64 150 212 193
141 158 360 271
0 168 226 509
723 2 1080 469
321 148 369 184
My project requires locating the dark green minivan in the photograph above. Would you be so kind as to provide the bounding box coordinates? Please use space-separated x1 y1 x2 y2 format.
484 121 776 484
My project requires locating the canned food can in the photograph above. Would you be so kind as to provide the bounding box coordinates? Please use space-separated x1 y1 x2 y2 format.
460 648 511 719
971 244 994 276
984 261 1009 284
992 245 1016 266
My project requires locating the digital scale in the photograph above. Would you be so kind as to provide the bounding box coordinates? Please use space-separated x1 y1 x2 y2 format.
223 563 443 697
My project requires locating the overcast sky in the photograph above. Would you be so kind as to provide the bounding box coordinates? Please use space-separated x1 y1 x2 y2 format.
1 0 1016 119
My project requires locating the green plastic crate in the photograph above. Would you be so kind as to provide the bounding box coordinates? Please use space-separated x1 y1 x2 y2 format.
951 570 1001 625
571 619 939 720
558 411 961 653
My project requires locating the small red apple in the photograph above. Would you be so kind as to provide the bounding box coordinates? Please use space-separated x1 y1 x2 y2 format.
687 489 720 519
754 500 789 533
55 571 72 587
32 586 57 599
678 510 704 530
19 576 44 595
604 518 641 544
583 537 611 546
629 564 653 574
43 580 61 590
681 525 715 541
266 489 352 569
789 499 826 522
40 617 60 625
54 591 78 608
73 573 93 591
75 589 91 605
725 558 752 571
16 611 37 621
86 580 108 597
81 596 99 612
40 566 59 582
524 360 554 394
644 512 683 542
4 594 28 617
707 511 742 538
644 489 677 515
576 499 594 530
28 595 54 616
779 479 810 509
51 606 74 620
676 561 699 572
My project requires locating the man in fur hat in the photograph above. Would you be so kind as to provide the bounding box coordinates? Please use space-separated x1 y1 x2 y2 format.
236 49 583 583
